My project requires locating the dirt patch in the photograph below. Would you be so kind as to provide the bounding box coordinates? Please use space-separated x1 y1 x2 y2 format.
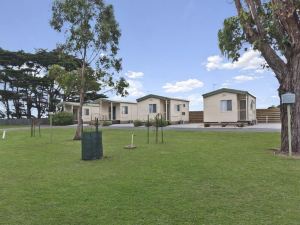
268 148 300 159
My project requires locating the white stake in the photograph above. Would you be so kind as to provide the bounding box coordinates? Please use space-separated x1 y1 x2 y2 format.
2 130 6 140
131 133 134 147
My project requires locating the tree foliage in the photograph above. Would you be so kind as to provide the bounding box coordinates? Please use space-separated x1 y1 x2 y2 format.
0 48 79 118
50 0 128 139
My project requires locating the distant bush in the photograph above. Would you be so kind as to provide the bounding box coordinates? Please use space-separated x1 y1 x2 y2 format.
157 118 169 127
204 123 210 127
52 112 73 126
146 118 169 127
133 120 143 127
145 119 154 127
102 121 112 126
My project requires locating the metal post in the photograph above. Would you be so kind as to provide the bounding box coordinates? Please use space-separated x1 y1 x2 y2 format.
287 104 292 156
155 114 158 144
50 114 53 143
165 100 168 121
38 120 41 137
31 119 33 137
131 133 134 147
147 115 150 144
95 118 99 133
33 119 35 137
161 114 164 143
110 102 113 121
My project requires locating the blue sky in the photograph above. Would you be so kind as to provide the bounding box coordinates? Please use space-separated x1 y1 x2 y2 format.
0 0 280 110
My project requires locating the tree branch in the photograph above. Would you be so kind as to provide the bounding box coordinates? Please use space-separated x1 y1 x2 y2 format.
272 0 300 51
235 0 288 81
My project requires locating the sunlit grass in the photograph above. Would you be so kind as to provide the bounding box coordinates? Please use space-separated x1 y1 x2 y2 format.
2 128 300 225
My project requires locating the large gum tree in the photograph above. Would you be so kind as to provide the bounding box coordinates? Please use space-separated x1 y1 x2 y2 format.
218 0 300 153
50 0 126 140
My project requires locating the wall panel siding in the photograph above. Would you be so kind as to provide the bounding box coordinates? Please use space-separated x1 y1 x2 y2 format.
204 92 238 122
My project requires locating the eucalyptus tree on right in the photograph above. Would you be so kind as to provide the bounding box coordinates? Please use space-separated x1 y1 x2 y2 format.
218 0 300 153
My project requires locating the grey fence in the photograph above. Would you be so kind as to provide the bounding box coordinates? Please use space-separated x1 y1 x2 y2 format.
0 118 49 126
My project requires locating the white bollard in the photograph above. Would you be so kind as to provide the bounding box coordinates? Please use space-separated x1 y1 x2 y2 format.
2 130 6 140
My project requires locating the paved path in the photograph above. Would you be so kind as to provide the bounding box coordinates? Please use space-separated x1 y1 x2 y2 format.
1 123 281 133
109 123 281 132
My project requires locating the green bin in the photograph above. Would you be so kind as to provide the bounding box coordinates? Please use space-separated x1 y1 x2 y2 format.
81 131 103 160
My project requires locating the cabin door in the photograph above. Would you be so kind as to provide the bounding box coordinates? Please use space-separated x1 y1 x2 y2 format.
73 108 78 121
239 100 246 121
109 106 116 120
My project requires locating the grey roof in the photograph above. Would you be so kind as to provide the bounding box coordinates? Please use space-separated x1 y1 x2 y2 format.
202 88 256 98
136 94 189 102
93 98 137 104
57 102 99 107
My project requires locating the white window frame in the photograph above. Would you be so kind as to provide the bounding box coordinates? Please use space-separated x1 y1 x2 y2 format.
84 108 90 116
149 104 157 113
121 106 128 114
220 100 232 112
250 100 255 111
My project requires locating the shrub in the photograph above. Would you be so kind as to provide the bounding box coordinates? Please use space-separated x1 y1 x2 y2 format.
145 119 154 127
144 118 169 127
102 121 112 126
52 112 73 126
157 118 169 127
133 120 143 127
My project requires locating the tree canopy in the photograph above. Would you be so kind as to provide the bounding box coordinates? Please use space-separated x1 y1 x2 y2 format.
0 48 80 118
50 0 127 139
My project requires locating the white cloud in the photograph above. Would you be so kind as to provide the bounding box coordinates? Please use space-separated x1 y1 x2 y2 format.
221 80 231 88
174 93 203 111
206 55 224 71
163 79 204 93
126 79 145 97
233 75 263 83
186 94 203 110
125 71 144 79
205 50 267 72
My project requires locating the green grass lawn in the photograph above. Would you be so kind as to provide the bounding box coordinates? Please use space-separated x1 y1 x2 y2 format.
1 128 300 225
0 125 29 130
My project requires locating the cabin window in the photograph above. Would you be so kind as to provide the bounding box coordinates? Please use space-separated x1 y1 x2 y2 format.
149 104 157 113
84 108 89 116
250 100 255 110
176 105 181 112
220 100 232 112
121 106 128 114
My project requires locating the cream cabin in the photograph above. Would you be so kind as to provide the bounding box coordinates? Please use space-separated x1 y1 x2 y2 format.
136 94 189 124
58 99 137 124
203 88 256 124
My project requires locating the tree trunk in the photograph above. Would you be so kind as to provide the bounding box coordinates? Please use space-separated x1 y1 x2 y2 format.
3 82 10 119
279 59 300 153
5 99 10 119
26 93 32 119
73 53 86 140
